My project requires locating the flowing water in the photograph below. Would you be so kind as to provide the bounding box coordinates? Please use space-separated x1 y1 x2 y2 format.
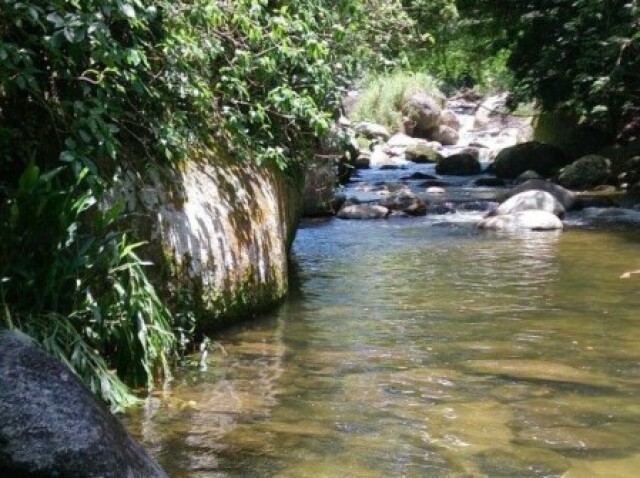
124 111 640 476
124 198 640 477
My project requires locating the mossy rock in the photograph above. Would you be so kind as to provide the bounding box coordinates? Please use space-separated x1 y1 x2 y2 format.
557 154 612 190
436 153 482 176
494 141 570 179
405 142 441 163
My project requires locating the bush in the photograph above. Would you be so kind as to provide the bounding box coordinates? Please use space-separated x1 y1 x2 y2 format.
350 71 442 132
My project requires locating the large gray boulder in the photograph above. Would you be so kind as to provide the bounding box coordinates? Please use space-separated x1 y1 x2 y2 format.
439 110 462 131
504 179 577 211
0 330 168 478
495 190 565 218
436 153 482 176
557 154 612 190
494 141 570 179
428 125 459 146
402 92 442 137
477 210 564 231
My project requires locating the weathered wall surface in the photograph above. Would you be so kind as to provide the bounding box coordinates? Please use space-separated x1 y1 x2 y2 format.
114 150 302 329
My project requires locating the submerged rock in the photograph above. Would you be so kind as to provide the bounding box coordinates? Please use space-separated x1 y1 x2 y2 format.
400 172 438 181
0 330 168 478
427 202 456 214
516 425 635 453
464 359 614 387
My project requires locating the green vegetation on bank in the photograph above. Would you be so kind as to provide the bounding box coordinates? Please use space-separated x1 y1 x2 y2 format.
455 0 640 142
0 0 428 410
2 0 639 411
351 72 442 132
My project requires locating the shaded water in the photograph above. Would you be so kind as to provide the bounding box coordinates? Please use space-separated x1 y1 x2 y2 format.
125 212 640 477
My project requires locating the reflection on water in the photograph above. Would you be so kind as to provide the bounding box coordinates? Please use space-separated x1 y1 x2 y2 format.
124 219 640 477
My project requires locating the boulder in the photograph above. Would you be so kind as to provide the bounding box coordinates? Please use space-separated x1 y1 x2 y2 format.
459 201 499 212
386 133 418 148
402 92 442 137
493 141 570 179
354 122 391 141
379 191 427 216
369 181 410 194
516 170 544 182
619 155 640 187
505 179 577 211
427 202 456 214
303 156 343 217
557 154 612 190
436 153 482 176
401 172 438 181
495 190 565 218
477 210 563 231
404 142 441 163
428 125 459 146
370 148 393 167
355 152 371 169
337 204 391 220
474 93 508 129
0 330 168 478
474 177 507 187
418 180 449 188
440 110 462 131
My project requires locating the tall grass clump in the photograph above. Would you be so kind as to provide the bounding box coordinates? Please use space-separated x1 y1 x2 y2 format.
350 71 442 132
0 163 176 412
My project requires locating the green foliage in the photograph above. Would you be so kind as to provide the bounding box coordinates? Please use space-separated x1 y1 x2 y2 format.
351 71 442 131
0 162 175 411
0 0 424 409
457 0 640 139
392 0 512 90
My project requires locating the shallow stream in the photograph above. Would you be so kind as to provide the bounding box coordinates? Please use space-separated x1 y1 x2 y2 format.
124 160 640 477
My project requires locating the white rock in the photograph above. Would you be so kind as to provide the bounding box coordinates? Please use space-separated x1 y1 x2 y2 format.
496 190 565 218
477 210 563 231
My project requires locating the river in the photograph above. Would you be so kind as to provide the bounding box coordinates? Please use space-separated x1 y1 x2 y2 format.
124 158 640 477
